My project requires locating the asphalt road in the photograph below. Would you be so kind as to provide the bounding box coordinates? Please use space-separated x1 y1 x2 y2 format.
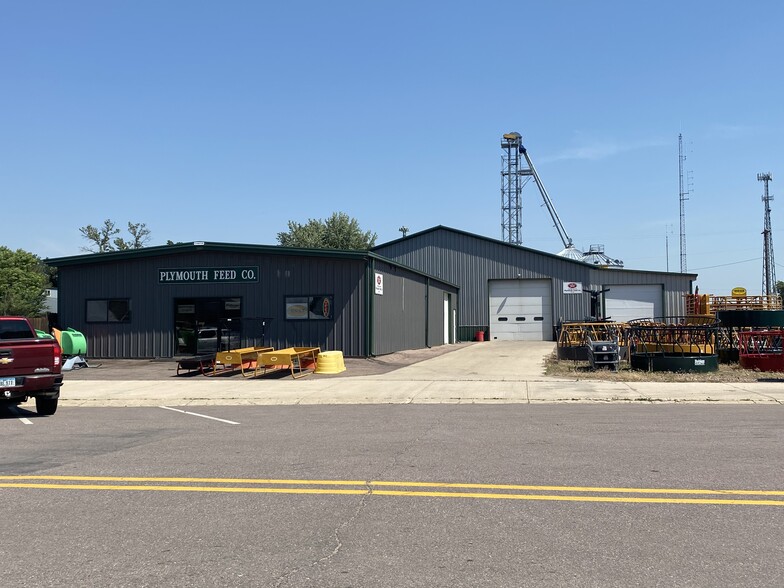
1 403 782 587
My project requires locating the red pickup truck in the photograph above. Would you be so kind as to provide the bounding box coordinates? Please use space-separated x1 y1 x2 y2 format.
0 317 63 415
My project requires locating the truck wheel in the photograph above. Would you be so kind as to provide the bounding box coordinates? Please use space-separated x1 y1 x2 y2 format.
35 397 58 416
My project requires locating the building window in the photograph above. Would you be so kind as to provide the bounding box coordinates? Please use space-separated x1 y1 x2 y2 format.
285 295 333 320
86 299 131 323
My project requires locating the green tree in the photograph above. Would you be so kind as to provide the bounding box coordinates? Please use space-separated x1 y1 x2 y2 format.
0 247 50 316
776 280 784 301
79 219 151 253
276 212 377 250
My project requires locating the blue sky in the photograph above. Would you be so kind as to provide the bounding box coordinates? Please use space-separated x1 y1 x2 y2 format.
2 1 782 295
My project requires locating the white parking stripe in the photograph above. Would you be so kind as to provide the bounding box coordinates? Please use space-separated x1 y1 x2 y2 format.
8 407 33 425
158 406 239 425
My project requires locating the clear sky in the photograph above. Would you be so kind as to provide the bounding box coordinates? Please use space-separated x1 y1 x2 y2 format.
2 1 782 295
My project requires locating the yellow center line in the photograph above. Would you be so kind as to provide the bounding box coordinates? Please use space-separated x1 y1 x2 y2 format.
0 475 782 497
0 475 365 486
0 482 782 506
369 480 784 497
0 483 367 495
0 476 783 506
373 490 784 507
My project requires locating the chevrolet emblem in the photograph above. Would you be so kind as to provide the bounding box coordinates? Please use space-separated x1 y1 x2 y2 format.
0 357 13 364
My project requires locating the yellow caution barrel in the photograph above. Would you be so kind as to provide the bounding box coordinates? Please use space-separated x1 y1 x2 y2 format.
315 350 346 374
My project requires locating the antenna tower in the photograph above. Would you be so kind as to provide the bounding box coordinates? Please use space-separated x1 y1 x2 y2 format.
500 132 524 245
678 134 689 272
758 173 776 295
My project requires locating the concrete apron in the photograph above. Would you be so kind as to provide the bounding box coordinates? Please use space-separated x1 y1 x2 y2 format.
22 341 784 407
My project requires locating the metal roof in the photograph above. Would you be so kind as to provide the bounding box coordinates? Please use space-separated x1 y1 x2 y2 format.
46 241 459 288
46 241 377 266
373 225 698 278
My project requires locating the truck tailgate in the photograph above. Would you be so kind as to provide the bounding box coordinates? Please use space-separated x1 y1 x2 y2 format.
0 339 59 376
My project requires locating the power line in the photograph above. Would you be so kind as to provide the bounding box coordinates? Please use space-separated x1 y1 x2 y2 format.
690 257 760 271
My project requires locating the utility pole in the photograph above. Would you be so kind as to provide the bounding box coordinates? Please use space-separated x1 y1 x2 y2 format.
758 173 776 295
665 225 673 272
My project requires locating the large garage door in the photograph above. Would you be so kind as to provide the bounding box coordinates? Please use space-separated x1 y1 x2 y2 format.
604 285 662 323
489 279 553 341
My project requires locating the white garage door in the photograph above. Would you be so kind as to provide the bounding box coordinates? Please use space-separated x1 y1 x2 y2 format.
604 285 662 323
489 279 553 341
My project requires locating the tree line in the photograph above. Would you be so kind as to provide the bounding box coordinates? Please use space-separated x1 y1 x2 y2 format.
78 212 376 252
2 212 377 316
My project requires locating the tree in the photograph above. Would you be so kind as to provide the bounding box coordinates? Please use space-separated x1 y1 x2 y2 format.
0 247 50 316
79 219 151 253
776 280 784 301
276 212 377 250
114 221 152 250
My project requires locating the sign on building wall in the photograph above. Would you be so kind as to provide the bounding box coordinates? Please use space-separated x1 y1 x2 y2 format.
374 272 384 295
158 267 259 284
563 281 583 294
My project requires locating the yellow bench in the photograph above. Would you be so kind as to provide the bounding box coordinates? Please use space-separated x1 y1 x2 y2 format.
255 347 321 379
213 346 273 377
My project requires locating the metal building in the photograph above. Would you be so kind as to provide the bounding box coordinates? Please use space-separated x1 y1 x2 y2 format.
47 242 458 359
373 226 696 341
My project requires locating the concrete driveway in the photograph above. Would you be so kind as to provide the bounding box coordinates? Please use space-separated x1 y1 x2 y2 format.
18 340 784 407
373 340 556 381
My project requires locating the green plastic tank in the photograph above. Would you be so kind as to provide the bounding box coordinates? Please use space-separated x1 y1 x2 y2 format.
61 328 87 355
36 330 54 339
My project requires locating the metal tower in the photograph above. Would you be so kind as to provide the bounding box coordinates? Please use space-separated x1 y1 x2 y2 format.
500 132 524 245
500 132 575 250
758 173 776 295
678 134 689 272
498 132 622 266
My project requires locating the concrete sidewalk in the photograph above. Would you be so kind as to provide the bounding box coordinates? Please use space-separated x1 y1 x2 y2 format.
35 341 784 407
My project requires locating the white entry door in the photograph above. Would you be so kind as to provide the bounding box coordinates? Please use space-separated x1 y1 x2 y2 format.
443 293 450 344
489 279 553 341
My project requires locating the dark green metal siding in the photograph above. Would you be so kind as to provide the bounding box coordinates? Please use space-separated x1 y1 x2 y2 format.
371 259 457 355
55 251 368 358
374 227 695 336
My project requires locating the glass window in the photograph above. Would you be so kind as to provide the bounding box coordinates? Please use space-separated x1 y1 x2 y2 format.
86 299 131 323
86 300 107 322
285 295 333 321
108 300 131 322
0 319 36 339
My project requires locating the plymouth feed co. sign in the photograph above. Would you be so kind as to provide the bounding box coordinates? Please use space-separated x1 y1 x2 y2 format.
159 267 259 284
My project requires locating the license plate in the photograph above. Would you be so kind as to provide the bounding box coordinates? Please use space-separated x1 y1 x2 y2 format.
0 377 16 387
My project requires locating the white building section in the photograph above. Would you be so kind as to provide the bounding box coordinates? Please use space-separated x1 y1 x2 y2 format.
489 279 553 341
604 285 663 323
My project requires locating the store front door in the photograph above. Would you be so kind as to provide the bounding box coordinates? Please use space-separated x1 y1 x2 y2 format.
175 297 242 356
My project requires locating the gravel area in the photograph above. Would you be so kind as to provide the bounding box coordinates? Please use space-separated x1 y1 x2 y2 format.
544 351 784 383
